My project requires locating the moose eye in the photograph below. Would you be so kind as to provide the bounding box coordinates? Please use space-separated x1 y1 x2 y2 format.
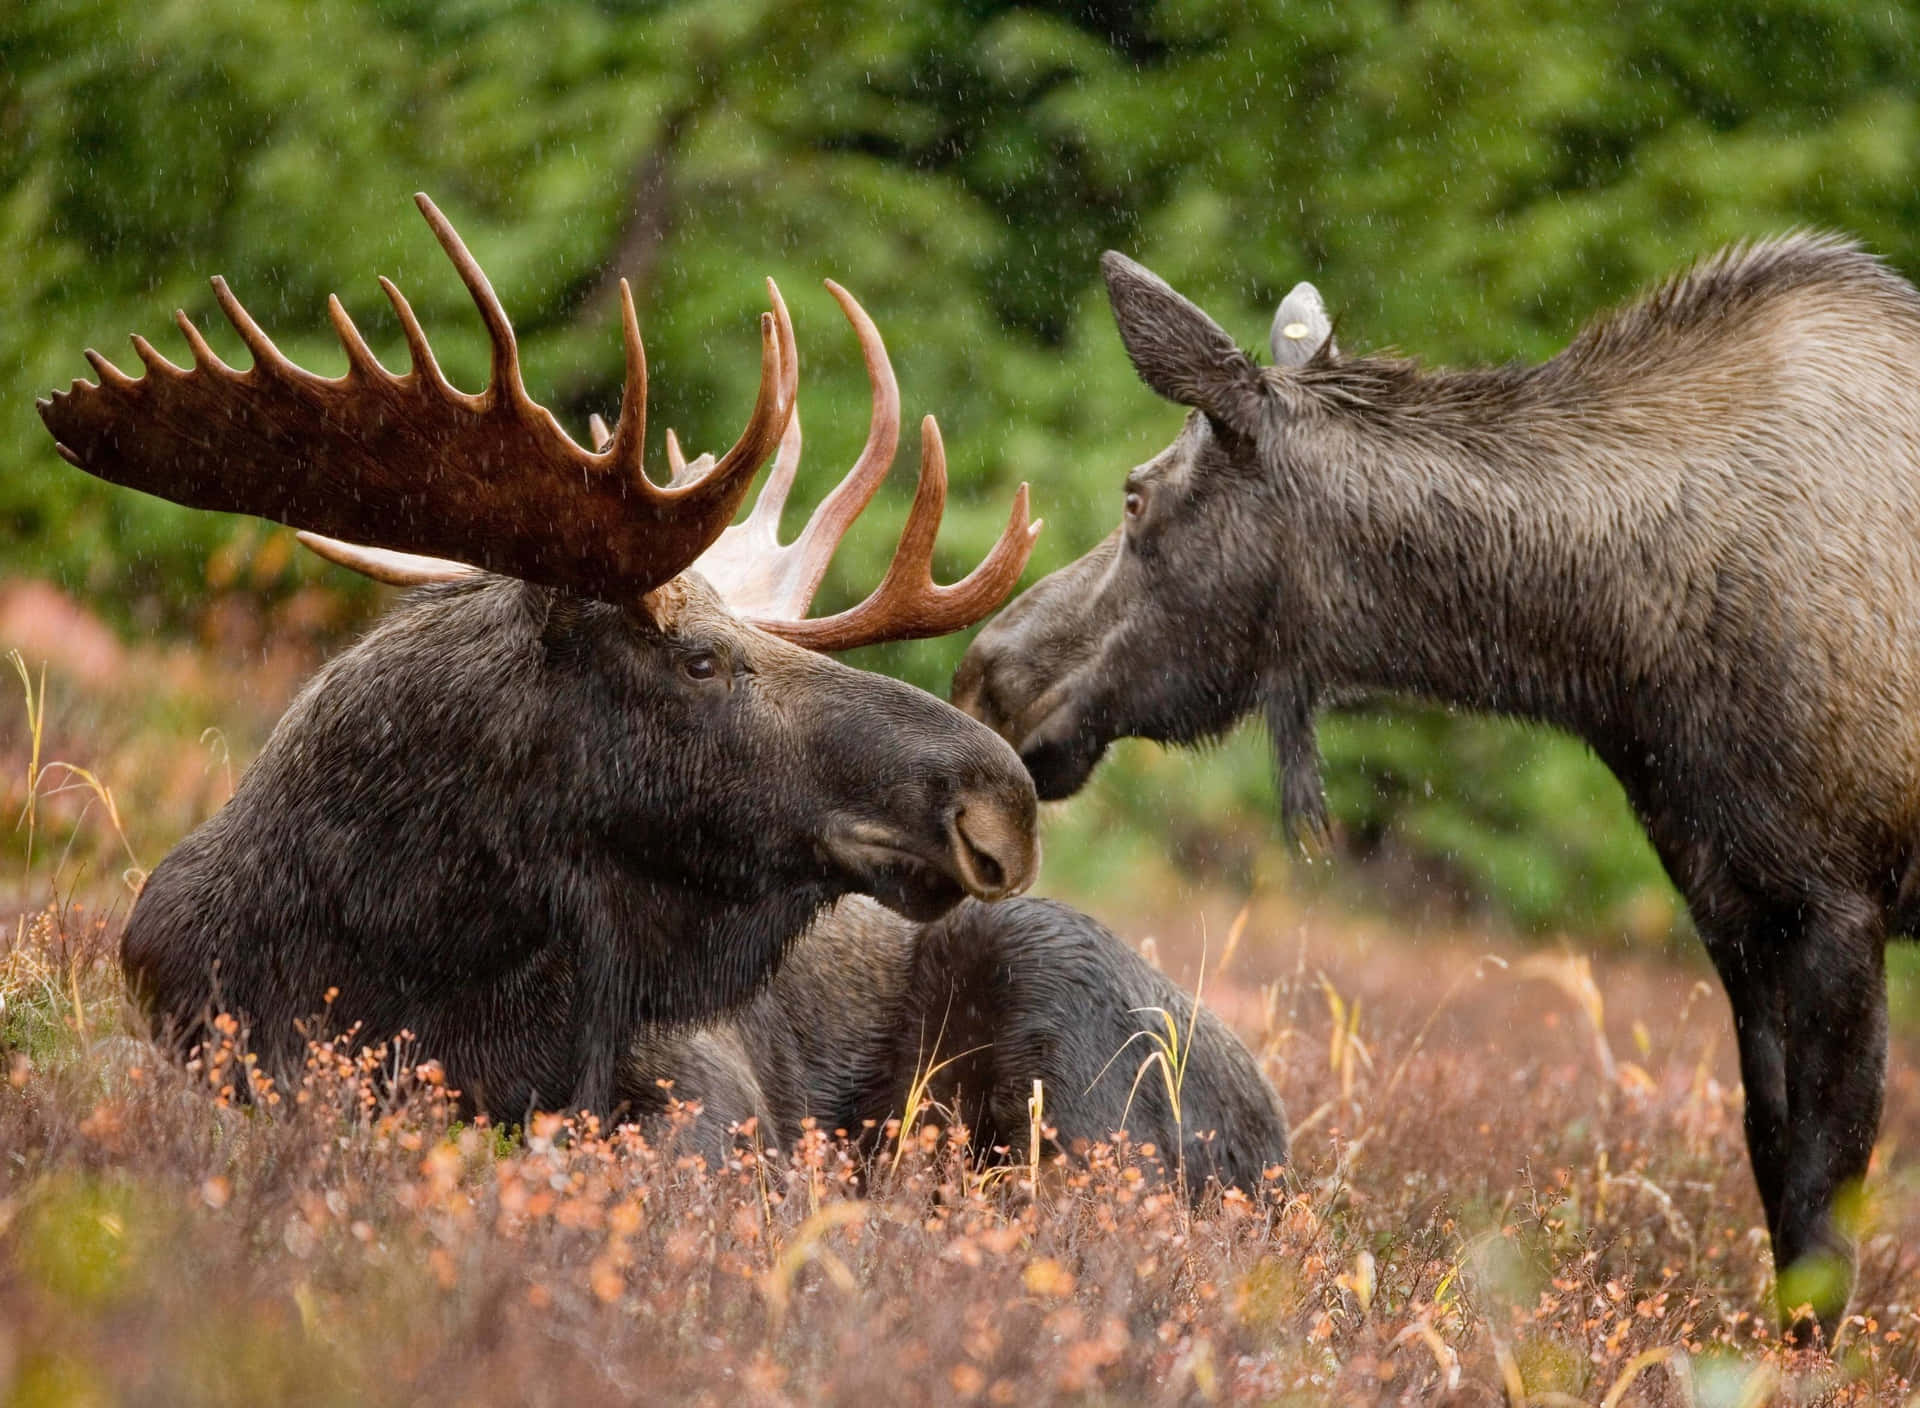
1124 489 1146 520
679 652 720 682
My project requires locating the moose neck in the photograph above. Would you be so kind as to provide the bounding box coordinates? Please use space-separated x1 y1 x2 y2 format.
1279 350 1751 759
610 869 842 1029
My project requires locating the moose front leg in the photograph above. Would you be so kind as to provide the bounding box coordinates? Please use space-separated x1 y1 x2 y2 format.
565 938 645 1126
1772 898 1888 1343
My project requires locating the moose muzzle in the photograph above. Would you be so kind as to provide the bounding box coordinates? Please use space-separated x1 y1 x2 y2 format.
818 703 1040 923
951 542 1121 802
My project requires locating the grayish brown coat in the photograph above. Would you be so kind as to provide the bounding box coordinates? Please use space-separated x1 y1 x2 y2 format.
955 236 1920 1333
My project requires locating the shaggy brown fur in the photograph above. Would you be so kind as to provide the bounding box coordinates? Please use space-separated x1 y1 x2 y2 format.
120 571 1286 1197
632 895 1289 1192
954 235 1920 1337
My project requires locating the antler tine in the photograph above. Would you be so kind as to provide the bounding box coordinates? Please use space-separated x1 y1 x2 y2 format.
774 280 901 606
693 279 899 617
684 280 890 619
662 279 796 512
209 276 297 379
740 295 806 533
589 413 614 453
604 279 647 473
377 274 458 396
326 295 390 380
662 434 719 488
297 531 477 587
747 416 1041 651
740 406 804 536
83 348 137 390
173 310 236 375
656 274 796 503
413 192 530 411
129 334 186 378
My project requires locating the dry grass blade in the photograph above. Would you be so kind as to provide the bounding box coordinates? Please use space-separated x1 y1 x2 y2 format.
887 1035 985 1176
10 650 145 892
1390 1318 1461 1393
1027 1078 1045 1194
1599 1344 1678 1408
763 1201 867 1331
9 650 45 878
1517 950 1616 1081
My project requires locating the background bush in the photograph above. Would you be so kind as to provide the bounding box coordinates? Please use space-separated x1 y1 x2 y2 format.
12 0 1920 938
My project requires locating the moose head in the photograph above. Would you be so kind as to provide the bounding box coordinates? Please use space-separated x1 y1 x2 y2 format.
953 254 1338 830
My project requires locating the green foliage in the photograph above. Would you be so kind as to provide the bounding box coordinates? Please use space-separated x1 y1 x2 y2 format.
16 1173 158 1309
12 0 1920 936
1318 707 1680 941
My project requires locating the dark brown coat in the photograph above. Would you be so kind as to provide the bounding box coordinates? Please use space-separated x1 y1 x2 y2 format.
636 895 1289 1194
127 572 1287 1194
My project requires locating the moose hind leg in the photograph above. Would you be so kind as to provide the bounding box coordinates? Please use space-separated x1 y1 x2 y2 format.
1774 895 1888 1343
901 898 1289 1196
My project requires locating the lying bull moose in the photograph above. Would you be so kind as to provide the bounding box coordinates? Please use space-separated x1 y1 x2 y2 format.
956 236 1920 1334
37 194 1287 1193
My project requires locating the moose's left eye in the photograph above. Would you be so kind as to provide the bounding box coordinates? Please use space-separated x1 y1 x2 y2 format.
680 652 720 682
1124 489 1146 519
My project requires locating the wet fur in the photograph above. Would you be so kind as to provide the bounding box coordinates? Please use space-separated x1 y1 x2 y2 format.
646 897 1288 1194
125 573 1286 1193
959 235 1920 1330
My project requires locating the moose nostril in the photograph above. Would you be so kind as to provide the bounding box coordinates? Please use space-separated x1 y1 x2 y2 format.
956 816 1006 891
949 796 1040 899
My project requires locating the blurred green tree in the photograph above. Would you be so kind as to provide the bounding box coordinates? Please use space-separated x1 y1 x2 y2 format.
10 0 1920 939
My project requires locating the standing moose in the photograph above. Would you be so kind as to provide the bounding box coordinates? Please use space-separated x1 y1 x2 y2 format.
955 237 1920 1334
37 196 1288 1193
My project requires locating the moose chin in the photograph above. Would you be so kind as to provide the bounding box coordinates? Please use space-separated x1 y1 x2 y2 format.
955 237 1920 1335
38 194 1288 1198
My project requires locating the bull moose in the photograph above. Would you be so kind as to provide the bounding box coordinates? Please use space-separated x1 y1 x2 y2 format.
36 195 1287 1192
953 237 1920 1333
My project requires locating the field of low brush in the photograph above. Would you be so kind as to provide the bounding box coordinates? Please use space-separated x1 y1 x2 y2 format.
3 600 1919 1405
3 888 1917 1406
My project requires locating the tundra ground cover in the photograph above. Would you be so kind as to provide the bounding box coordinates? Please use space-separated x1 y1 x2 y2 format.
4 889 1919 1404
5 613 1920 1405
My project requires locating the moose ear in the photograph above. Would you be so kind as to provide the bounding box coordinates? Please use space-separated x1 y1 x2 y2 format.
1269 282 1335 367
1101 252 1262 423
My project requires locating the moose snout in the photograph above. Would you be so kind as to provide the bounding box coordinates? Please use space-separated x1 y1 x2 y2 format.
951 570 1090 748
951 631 1035 745
946 785 1040 900
949 641 996 726
954 629 1109 801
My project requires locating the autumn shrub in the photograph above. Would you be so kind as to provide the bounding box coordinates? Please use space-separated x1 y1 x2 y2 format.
4 894 1918 1405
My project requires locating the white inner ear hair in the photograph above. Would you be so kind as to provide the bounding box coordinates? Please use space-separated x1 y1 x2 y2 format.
640 576 692 631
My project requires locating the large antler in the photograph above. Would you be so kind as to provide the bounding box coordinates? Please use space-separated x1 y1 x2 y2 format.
664 283 1041 651
36 192 796 602
389 276 1040 651
676 282 897 622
